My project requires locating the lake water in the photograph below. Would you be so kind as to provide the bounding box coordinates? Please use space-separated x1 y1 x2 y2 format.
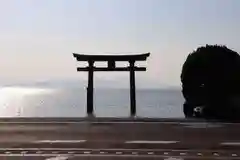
0 86 184 118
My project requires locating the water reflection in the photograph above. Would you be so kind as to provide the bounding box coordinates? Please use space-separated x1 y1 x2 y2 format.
0 87 184 117
0 87 54 117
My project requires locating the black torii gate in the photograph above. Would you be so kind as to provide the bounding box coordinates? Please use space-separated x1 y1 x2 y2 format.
73 53 150 116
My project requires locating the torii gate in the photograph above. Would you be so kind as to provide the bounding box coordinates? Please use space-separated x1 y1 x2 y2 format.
73 53 150 116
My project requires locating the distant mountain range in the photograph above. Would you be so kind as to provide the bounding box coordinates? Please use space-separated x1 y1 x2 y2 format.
0 78 179 89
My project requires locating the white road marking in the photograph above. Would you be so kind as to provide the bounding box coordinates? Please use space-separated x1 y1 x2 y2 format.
34 140 86 143
213 153 219 156
2 147 238 158
0 153 238 159
46 156 69 160
52 151 58 154
164 158 184 160
0 147 231 153
180 153 186 155
221 142 240 146
125 140 178 144
36 151 42 154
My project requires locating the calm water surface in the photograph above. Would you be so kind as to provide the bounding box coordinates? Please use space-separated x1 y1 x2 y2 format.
0 87 184 118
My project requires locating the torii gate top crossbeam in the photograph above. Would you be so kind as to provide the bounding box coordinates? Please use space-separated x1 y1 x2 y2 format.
72 53 150 61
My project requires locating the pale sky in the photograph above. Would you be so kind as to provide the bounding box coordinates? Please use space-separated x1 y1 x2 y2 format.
0 0 240 87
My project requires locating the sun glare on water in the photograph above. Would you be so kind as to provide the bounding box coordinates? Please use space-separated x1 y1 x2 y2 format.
0 87 54 117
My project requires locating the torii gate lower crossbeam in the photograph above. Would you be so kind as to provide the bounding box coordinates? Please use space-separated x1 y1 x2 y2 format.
73 53 150 117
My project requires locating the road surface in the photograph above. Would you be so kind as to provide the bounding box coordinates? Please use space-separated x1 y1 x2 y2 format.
0 118 239 159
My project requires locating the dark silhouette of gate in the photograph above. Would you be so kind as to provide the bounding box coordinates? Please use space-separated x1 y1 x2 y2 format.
73 53 150 116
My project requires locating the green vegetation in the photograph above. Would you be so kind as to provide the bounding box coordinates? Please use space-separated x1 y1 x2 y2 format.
181 45 240 120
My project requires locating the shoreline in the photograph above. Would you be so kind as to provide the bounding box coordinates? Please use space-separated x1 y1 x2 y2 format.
0 116 238 123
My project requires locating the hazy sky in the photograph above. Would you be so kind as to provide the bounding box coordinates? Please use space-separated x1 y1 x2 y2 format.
0 0 239 87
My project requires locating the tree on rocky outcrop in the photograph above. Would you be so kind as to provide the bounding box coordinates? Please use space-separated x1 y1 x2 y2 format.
181 44 240 120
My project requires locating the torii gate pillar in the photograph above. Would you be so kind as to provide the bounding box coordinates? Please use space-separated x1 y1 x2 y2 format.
87 60 94 115
129 60 136 115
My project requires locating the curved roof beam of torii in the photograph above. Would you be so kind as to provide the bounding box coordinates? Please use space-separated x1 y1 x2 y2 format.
72 53 150 61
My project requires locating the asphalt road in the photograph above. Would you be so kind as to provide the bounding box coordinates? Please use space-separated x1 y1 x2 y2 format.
0 118 239 159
